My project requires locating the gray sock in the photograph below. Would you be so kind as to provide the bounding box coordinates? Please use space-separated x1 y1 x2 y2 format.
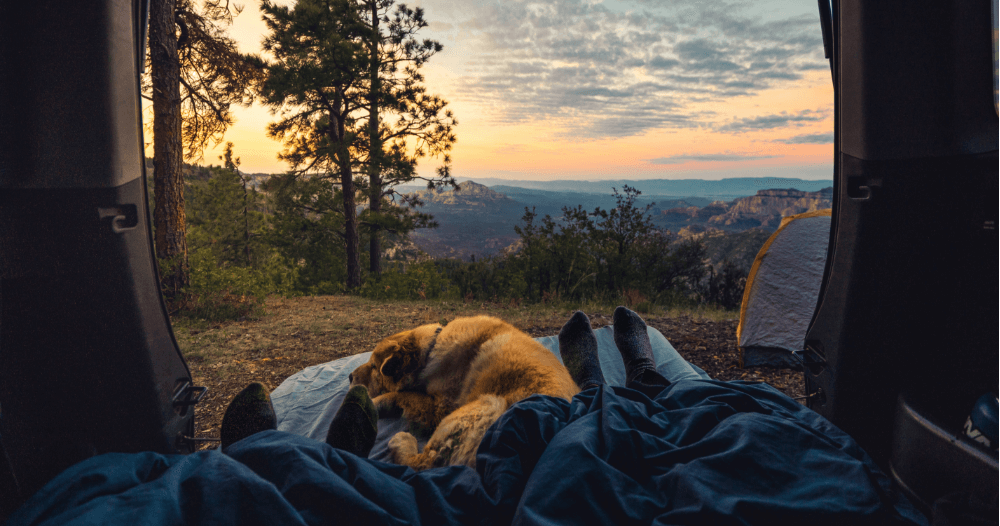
612 306 657 385
559 311 606 390
220 382 277 451
326 385 378 458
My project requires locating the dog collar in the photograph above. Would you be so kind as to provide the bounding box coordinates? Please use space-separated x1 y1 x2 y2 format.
422 326 443 364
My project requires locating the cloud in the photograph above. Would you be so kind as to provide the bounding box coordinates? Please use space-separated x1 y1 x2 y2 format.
777 132 834 144
716 109 827 133
674 39 723 61
647 56 680 70
646 152 782 164
427 21 454 32
442 0 830 138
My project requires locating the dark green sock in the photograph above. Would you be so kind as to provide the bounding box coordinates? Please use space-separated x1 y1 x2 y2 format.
559 311 606 390
612 306 657 385
220 382 277 450
326 385 378 458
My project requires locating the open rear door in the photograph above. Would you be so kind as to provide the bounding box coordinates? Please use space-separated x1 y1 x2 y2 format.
804 0 998 513
0 0 200 515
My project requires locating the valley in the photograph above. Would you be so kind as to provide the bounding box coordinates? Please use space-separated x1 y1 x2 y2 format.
399 178 833 263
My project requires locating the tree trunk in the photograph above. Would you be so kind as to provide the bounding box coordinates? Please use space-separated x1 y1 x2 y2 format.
341 158 361 289
241 172 250 267
367 1 382 276
149 0 188 298
332 101 361 289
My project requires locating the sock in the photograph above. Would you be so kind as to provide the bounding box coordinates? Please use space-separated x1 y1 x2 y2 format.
558 311 606 390
326 385 378 458
220 382 277 450
612 306 658 386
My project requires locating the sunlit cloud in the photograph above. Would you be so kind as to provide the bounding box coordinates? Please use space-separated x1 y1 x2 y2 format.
646 152 782 164
449 0 828 138
716 109 827 133
170 0 835 179
776 132 834 144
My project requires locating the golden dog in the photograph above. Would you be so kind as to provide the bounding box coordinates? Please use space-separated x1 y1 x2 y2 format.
349 315 579 470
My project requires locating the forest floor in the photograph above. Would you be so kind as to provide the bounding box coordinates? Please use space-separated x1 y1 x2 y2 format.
171 295 805 449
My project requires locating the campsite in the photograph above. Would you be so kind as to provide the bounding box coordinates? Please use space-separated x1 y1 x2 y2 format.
1 0 995 523
172 295 806 448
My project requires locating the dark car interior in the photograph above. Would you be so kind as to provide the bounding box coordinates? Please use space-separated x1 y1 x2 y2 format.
0 0 996 522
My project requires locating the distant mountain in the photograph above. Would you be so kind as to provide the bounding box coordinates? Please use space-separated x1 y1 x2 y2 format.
453 177 832 199
658 188 833 233
408 182 526 259
404 181 831 260
685 228 775 271
407 181 724 259
490 186 709 216
414 181 516 208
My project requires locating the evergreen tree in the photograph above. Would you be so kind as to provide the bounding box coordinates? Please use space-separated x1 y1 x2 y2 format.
700 259 747 310
261 172 350 294
505 186 709 305
355 0 458 276
512 205 598 302
637 234 707 302
186 143 266 268
591 185 657 292
148 0 186 297
146 0 264 296
259 0 370 289
259 0 455 288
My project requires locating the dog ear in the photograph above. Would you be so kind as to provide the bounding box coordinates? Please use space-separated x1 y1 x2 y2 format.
379 352 415 381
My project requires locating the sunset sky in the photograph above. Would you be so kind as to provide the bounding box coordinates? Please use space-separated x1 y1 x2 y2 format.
146 0 836 182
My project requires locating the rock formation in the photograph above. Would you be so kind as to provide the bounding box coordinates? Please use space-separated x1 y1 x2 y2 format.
659 187 832 232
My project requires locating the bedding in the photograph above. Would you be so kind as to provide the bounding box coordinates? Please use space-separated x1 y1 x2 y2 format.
270 325 710 462
4 327 929 525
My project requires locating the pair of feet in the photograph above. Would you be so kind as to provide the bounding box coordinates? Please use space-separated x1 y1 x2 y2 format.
559 306 661 391
219 382 378 457
218 306 657 455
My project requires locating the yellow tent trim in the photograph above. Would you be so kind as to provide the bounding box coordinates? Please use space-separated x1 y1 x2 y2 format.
735 208 832 353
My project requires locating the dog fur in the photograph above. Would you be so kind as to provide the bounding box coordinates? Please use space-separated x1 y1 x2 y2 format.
349 315 580 469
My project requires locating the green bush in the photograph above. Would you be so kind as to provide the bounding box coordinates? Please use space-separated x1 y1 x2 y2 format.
358 261 459 301
634 300 654 314
439 256 528 302
698 259 748 311
172 248 298 321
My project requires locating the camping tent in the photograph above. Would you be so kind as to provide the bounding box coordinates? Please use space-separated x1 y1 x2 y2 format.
737 209 832 369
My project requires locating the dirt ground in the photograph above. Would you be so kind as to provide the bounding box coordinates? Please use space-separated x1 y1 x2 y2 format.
173 296 805 448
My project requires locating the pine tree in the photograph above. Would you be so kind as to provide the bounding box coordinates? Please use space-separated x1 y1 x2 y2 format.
262 172 350 294
186 143 265 268
148 0 187 297
145 0 264 297
259 0 369 289
592 185 657 292
260 0 455 289
355 0 457 276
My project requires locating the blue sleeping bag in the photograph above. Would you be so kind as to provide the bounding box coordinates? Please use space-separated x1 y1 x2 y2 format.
6 380 927 525
269 325 711 462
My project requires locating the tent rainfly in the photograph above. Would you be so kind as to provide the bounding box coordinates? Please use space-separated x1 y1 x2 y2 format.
737 209 832 369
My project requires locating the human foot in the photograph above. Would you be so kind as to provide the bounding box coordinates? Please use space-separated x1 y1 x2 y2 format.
325 385 378 458
220 382 277 450
558 311 606 390
612 306 657 385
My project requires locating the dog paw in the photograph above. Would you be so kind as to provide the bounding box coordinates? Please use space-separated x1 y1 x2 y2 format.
388 432 419 464
407 420 434 441
372 394 403 419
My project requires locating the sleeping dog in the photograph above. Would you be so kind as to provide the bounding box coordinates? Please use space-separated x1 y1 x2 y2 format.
349 315 579 469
